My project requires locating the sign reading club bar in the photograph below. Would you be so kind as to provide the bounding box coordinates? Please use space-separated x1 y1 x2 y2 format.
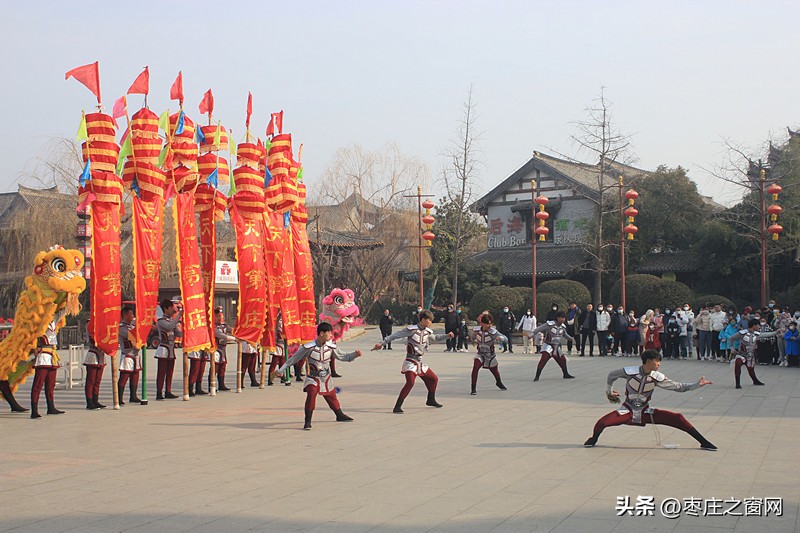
215 261 239 284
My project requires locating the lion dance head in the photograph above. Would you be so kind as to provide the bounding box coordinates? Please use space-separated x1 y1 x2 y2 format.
31 245 85 315
319 288 360 342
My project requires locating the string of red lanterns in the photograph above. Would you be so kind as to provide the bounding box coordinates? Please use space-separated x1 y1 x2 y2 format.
623 188 639 240
534 195 549 241
767 182 783 240
422 199 435 246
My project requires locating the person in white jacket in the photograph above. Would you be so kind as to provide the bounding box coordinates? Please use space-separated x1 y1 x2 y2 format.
517 309 537 354
596 304 611 356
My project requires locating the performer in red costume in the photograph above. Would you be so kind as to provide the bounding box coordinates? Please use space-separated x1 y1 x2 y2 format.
372 310 453 414
155 299 182 400
117 306 141 405
30 311 67 419
728 318 774 389
240 340 260 388
83 335 107 410
277 322 363 430
267 315 291 386
584 349 716 450
530 311 576 381
469 313 508 395
210 309 234 391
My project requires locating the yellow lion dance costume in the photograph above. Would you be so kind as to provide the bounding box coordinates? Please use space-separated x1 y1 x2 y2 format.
0 246 85 412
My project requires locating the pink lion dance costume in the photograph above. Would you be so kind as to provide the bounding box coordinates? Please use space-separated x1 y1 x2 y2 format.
318 288 361 377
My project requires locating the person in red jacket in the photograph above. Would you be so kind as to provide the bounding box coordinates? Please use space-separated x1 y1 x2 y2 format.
644 322 661 353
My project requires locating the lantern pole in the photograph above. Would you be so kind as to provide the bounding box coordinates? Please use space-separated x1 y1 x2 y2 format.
759 169 767 308
619 175 626 311
404 187 435 309
531 179 538 318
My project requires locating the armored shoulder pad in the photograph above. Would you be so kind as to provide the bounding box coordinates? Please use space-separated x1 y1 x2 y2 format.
303 340 317 349
406 325 419 332
623 366 640 376
546 320 556 326
650 370 666 381
325 340 337 348
472 326 481 332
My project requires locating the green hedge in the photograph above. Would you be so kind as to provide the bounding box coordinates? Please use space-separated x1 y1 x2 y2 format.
469 286 526 321
609 274 695 315
537 280 592 308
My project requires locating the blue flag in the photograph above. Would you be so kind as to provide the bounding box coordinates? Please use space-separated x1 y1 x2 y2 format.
206 167 219 188
175 110 185 135
79 159 91 187
131 177 141 197
283 211 291 229
196 125 205 145
264 167 273 188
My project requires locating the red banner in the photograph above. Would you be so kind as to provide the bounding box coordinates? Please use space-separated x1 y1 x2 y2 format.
195 184 226 346
173 191 211 352
230 194 268 343
279 215 303 345
291 206 316 341
84 173 123 354
262 210 285 349
132 196 164 348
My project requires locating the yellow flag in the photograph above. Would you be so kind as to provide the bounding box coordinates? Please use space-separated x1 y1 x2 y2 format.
76 112 88 141
214 123 222 145
228 129 237 157
158 110 170 132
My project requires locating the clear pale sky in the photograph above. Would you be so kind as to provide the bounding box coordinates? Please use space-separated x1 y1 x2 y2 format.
2 0 799 205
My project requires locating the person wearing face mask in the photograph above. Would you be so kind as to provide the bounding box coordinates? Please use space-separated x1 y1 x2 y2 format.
379 309 394 350
720 319 740 363
644 321 661 353
596 304 611 356
612 306 628 356
682 304 695 358
456 317 470 352
443 304 459 353
625 310 639 357
709 305 727 361
578 304 597 357
665 314 681 360
784 322 799 367
546 303 559 322
693 305 712 361
773 307 792 366
517 309 537 354
566 302 580 355
410 306 423 326
498 306 516 353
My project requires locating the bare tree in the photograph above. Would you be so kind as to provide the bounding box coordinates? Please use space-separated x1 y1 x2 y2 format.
17 137 84 194
441 86 482 307
310 143 430 310
569 88 635 303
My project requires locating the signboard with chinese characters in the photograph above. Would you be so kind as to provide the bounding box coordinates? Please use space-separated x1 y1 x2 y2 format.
215 260 238 284
487 205 527 249
552 198 593 246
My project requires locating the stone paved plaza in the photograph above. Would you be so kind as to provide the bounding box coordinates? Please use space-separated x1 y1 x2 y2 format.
1 327 798 532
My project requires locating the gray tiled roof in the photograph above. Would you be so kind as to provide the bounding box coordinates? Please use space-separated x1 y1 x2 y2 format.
636 251 701 274
465 245 588 278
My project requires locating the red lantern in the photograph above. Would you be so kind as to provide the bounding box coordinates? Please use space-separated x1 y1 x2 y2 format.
535 211 550 220
625 189 639 200
768 223 783 241
422 214 435 225
422 230 436 243
534 226 549 235
767 183 782 198
767 204 782 216
534 195 549 206
421 199 435 210
624 224 638 240
624 207 639 218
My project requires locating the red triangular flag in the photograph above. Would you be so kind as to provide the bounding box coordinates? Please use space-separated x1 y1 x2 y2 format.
112 96 127 124
127 66 149 95
272 111 284 134
265 116 274 137
170 71 184 106
245 92 253 129
65 61 101 104
199 89 214 116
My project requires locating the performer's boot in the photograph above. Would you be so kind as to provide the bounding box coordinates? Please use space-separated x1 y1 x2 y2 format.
470 384 477 395
533 367 543 382
118 384 126 405
46 399 64 415
495 380 507 391
86 397 100 410
735 376 742 389
563 371 575 379
93 395 106 409
0 381 28 412
165 391 178 399
334 409 353 422
195 383 208 395
218 375 230 392
30 403 41 419
304 409 313 430
393 398 404 414
156 391 164 400
426 392 443 408
584 434 599 447
688 427 717 450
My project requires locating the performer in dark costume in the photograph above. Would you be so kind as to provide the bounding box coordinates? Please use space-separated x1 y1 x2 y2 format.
584 349 716 450
469 313 508 395
728 318 774 388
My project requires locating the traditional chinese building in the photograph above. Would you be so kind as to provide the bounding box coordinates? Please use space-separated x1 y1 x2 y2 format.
469 151 649 288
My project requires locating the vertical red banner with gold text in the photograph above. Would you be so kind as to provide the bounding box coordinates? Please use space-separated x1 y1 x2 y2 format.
195 184 225 347
173 191 211 352
291 206 316 341
132 195 164 348
261 210 284 350
87 179 123 355
230 196 268 343
279 216 303 345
